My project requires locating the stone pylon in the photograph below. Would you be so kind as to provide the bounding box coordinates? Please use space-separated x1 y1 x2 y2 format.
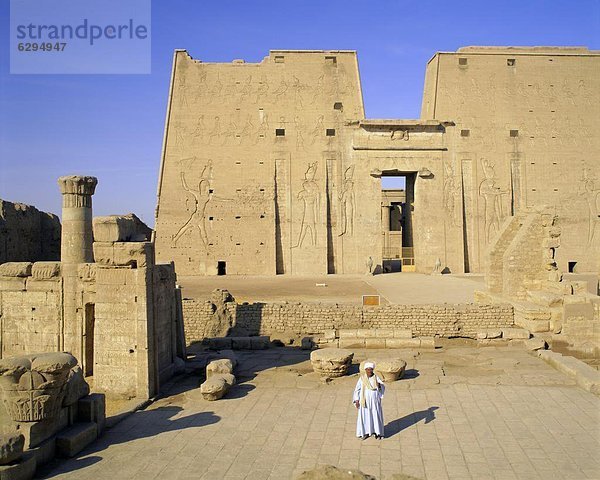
57 175 98 358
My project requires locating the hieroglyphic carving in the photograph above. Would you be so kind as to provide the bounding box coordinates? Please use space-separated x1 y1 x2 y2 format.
338 165 355 236
272 77 288 98
294 162 320 247
479 158 508 243
254 112 269 144
255 75 269 104
208 116 221 144
578 166 600 245
391 129 409 141
443 161 460 226
294 116 306 151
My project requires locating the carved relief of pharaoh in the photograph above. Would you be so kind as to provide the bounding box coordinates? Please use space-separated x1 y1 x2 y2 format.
294 163 320 248
479 158 508 243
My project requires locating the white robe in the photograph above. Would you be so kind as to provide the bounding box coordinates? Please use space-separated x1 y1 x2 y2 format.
353 375 385 437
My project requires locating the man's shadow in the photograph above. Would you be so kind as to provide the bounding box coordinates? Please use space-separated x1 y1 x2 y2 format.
385 406 439 438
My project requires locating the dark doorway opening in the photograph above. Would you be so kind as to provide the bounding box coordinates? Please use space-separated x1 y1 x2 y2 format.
217 261 226 276
84 303 95 377
381 172 416 272
568 261 577 273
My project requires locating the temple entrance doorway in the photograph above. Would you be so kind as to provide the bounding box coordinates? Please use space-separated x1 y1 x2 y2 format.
380 172 416 272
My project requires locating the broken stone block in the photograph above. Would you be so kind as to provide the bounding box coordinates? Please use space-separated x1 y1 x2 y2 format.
200 374 235 401
338 338 365 349
310 348 354 378
56 422 97 458
0 452 35 480
375 359 407 382
250 336 270 350
477 330 502 340
0 433 24 465
206 359 234 378
0 263 32 278
365 338 386 349
385 338 420 348
62 366 90 407
30 262 61 280
231 337 252 350
524 337 547 351
502 328 531 340
208 350 238 368
206 337 233 350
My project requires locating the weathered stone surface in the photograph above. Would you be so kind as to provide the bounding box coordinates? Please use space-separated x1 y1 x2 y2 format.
206 359 234 378
56 422 97 458
375 359 407 382
200 374 235 401
539 350 600 395
310 349 354 378
0 353 77 422
524 337 547 351
0 263 32 278
92 214 152 243
77 394 106 436
62 366 90 407
30 262 61 280
502 328 531 340
295 465 376 479
0 199 60 264
0 434 24 465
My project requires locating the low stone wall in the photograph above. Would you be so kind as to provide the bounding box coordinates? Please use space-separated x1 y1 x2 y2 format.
182 299 514 345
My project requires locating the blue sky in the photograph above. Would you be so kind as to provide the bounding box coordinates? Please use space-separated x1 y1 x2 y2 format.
1 0 598 226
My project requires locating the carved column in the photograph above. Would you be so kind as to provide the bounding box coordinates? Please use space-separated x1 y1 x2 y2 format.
57 176 98 264
57 175 98 359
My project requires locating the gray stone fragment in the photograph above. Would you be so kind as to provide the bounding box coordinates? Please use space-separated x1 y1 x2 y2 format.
56 422 97 458
0 434 24 465
0 452 36 480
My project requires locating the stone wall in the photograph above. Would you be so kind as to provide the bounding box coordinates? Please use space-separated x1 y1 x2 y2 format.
182 299 514 344
0 199 61 263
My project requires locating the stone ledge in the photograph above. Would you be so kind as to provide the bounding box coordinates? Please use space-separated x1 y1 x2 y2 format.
538 350 600 395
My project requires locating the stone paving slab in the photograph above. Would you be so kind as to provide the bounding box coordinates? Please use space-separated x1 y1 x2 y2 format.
40 344 600 480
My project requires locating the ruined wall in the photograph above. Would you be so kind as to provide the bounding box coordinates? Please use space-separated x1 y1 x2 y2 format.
422 46 600 273
182 299 513 343
155 49 365 275
0 262 62 357
0 200 61 263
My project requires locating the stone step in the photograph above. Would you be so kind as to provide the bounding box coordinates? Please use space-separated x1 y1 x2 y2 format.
56 423 97 458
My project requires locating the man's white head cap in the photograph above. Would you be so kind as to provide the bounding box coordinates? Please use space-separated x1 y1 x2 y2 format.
364 362 375 370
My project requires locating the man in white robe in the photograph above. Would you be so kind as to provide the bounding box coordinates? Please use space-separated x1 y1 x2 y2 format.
353 362 385 439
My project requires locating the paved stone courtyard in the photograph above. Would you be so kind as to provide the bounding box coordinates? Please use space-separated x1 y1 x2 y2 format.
41 342 599 480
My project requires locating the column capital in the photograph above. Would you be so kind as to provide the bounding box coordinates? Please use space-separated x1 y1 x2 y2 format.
57 176 98 196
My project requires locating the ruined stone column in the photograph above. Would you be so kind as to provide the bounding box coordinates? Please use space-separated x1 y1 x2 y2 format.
381 205 391 232
57 175 98 358
57 176 98 263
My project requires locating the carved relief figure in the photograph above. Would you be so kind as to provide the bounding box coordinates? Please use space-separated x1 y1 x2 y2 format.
292 75 304 106
172 159 214 248
208 116 221 144
391 129 409 141
294 163 320 247
273 78 288 98
254 113 269 144
479 158 508 243
338 165 356 236
255 75 269 104
294 116 306 151
239 74 253 102
310 115 324 144
578 167 600 245
239 114 254 144
177 74 189 108
192 115 205 139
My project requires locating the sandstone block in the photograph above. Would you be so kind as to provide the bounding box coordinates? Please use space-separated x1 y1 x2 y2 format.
93 214 151 243
375 359 407 382
310 348 354 378
338 330 357 339
374 329 394 338
385 338 420 348
0 452 35 480
365 338 386 349
301 337 315 350
77 394 106 436
56 423 97 458
0 434 24 466
200 374 235 401
28 437 55 468
231 337 251 350
207 337 232 350
524 337 547 351
0 263 32 278
206 359 234 378
502 328 531 340
30 262 60 280
338 338 365 349
250 336 270 350
419 337 436 348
